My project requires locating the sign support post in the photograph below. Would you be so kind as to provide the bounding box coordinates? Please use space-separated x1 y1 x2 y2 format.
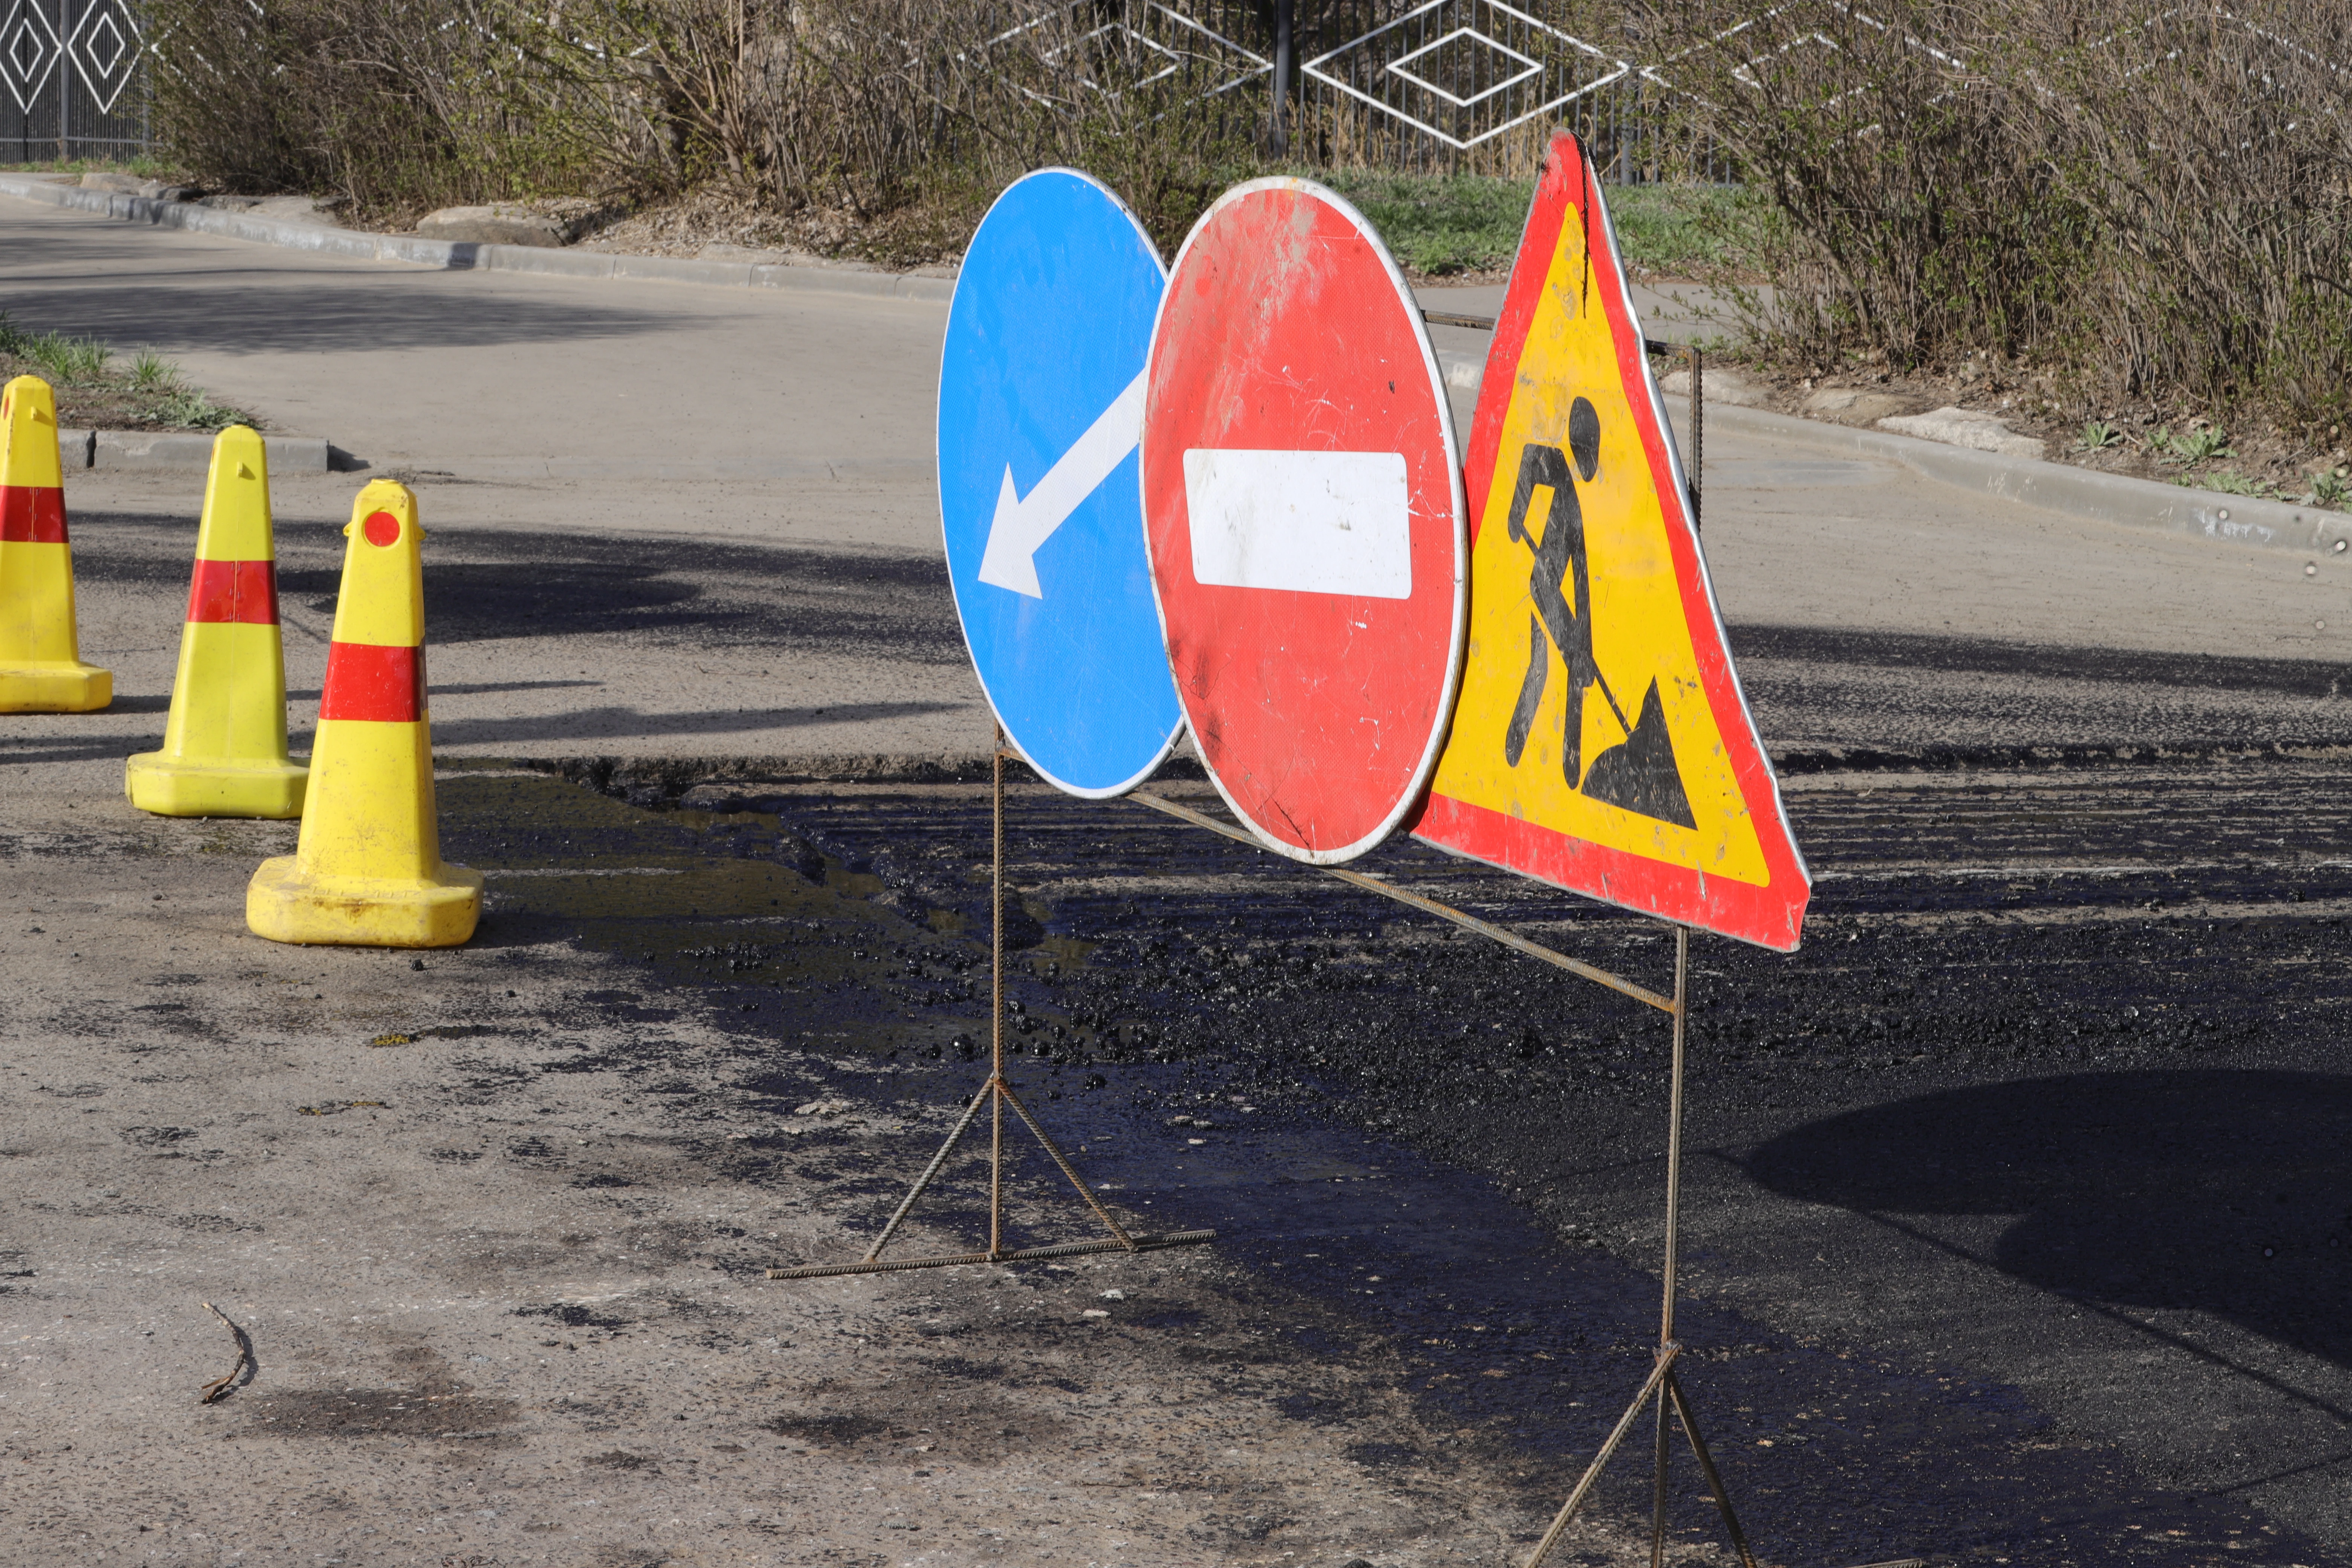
1133 787 1919 1568
770 730 1213 1281
1526 922 1918 1568
1517 921 1767 1568
772 166 1212 1282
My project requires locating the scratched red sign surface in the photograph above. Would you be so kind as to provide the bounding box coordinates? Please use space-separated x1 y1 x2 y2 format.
1141 176 1467 865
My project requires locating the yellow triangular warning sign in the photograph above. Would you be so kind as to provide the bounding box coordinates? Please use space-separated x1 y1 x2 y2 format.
1412 132 1810 951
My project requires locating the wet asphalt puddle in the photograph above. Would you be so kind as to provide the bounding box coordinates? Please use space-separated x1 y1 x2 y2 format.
434 760 2352 1566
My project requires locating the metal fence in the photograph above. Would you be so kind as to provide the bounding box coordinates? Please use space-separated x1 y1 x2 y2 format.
1 0 150 162
0 0 1714 179
1034 0 1723 180
1294 0 1702 178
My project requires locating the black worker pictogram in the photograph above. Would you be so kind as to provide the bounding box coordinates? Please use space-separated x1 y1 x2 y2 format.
1499 397 1696 829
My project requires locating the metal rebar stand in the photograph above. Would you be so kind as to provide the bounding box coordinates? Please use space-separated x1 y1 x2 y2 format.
1687 342 1703 532
1519 925 1921 1568
1160 309 1911 1568
769 727 1213 1281
1519 924 1766 1568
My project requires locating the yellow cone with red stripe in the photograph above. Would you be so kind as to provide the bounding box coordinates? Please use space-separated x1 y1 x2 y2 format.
247 479 480 947
0 374 111 712
126 426 308 817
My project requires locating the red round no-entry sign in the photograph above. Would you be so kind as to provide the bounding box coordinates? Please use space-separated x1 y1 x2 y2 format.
1142 178 1467 865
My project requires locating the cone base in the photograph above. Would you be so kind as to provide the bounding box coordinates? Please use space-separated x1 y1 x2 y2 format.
127 753 308 819
247 855 483 948
0 661 111 713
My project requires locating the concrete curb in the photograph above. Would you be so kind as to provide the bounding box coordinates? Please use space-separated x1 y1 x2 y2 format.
449 454 929 485
1705 401 2351 556
58 428 331 473
1430 345 2350 556
0 174 957 303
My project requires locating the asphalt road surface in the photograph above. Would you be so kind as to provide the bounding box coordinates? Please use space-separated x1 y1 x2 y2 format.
3 192 2350 1567
612 751 2352 1566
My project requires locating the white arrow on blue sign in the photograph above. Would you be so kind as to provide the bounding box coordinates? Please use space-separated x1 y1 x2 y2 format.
938 168 1184 798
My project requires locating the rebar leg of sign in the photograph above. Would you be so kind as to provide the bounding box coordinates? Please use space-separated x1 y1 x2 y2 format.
1522 1343 1680 1568
1661 924 1693 1547
990 730 1006 1261
860 1076 995 1265
989 1080 1005 1259
1650 1387 1672 1568
1668 1372 1761 1568
999 1078 1137 1251
1646 923 1690 1568
768 730 1212 1283
1661 926 1687 1350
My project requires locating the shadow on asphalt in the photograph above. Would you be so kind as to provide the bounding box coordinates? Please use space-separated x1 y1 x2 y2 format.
1747 1069 2352 1372
0 253 699 355
71 518 967 663
0 736 168 767
1733 623 2352 700
282 679 610 700
427 701 965 748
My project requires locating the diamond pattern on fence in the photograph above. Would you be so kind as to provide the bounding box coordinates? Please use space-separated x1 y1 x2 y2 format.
1303 0 1628 152
1055 20 1188 98
67 0 143 115
985 1 1269 112
1156 2 1273 102
1387 25 1543 109
1 0 62 115
146 0 262 91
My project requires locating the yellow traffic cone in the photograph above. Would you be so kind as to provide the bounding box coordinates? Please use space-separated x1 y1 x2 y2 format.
0 374 111 712
126 427 308 817
246 480 480 947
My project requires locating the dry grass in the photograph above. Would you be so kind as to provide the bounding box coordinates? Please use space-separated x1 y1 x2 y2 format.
149 0 1252 259
144 0 2348 446
1649 0 2352 443
147 0 577 223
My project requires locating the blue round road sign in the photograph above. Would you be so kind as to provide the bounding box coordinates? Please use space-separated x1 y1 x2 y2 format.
938 168 1183 798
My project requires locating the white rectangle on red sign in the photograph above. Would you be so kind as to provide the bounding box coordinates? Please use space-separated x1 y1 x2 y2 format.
1182 449 1412 599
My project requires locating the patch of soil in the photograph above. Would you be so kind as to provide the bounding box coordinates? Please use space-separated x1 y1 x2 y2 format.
1404 263 1513 288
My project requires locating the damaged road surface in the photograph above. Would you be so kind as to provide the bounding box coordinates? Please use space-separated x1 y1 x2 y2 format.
8 753 2350 1566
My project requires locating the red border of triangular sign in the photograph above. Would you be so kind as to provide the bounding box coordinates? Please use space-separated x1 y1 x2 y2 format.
1409 130 1812 952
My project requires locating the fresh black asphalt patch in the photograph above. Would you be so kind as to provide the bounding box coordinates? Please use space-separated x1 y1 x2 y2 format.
430 747 2352 1566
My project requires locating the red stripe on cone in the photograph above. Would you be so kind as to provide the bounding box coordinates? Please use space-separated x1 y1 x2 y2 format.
0 485 67 544
319 642 424 723
185 559 280 625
